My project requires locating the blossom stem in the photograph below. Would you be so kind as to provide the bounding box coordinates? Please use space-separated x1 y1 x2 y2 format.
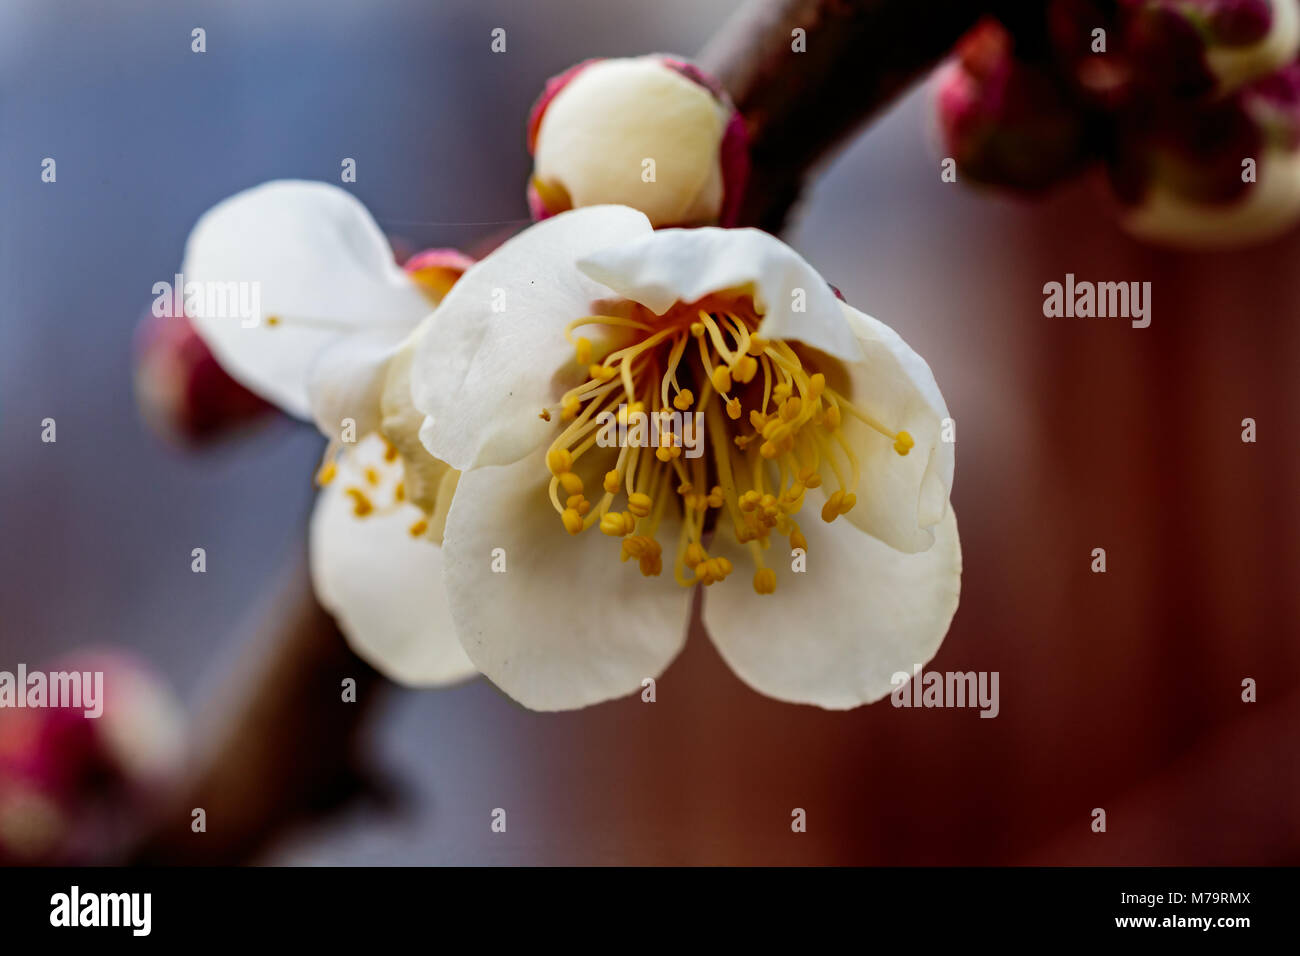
698 0 1027 230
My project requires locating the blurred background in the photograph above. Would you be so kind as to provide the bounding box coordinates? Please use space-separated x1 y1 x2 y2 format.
1 0 1297 864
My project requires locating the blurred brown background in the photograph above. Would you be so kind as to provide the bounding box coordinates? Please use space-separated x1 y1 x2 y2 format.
1 0 1296 864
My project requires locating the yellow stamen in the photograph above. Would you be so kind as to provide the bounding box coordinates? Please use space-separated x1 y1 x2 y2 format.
537 300 912 597
561 508 584 535
345 488 373 517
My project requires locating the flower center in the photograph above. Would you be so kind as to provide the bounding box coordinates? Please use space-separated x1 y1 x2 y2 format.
543 298 913 594
316 436 432 538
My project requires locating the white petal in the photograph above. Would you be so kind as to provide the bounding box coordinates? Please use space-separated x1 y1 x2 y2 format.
829 303 955 553
306 327 410 441
379 322 457 519
412 205 652 471
703 506 961 709
1123 147 1300 249
182 180 430 418
577 227 860 361
439 449 692 711
534 57 728 227
309 436 477 687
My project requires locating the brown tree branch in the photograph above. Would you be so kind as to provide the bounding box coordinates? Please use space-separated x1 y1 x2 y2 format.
700 0 991 231
131 560 384 865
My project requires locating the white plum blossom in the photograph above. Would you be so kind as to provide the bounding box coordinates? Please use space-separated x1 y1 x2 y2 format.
410 206 961 711
181 180 476 686
528 56 749 228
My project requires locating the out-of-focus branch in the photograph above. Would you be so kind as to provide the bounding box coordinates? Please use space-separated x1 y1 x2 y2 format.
131 561 384 865
700 0 1004 231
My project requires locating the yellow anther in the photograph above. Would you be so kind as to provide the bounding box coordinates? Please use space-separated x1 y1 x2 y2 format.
746 335 769 356
690 322 705 337
622 535 662 575
627 492 653 518
893 430 914 456
678 481 694 495
562 395 581 420
821 490 845 523
547 448 573 475
739 490 761 512
780 396 802 422
697 557 731 586
575 337 593 365
383 441 399 463
840 492 857 513
364 466 380 487
617 402 645 425
539 408 552 421
603 470 621 494
394 482 406 502
345 488 373 517
749 410 768 431
809 372 826 398
753 568 777 594
759 440 779 459
726 398 742 420
684 542 707 567
708 485 725 508
559 472 584 496
316 462 338 486
732 354 759 384
589 364 617 382
561 508 584 535
790 529 808 551
673 389 694 410
825 404 842 428
408 518 429 538
711 365 732 394
638 548 663 577
600 512 632 536
265 315 281 327
773 382 792 403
